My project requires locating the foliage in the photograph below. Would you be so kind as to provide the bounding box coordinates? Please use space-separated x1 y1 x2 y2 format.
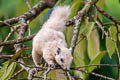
0 0 120 80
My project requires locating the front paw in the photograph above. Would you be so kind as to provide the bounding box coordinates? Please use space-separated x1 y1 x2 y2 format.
35 65 41 72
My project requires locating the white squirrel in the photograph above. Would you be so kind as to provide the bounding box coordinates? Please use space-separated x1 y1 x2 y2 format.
32 6 73 70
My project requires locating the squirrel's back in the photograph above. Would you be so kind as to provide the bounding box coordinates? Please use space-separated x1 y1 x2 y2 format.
42 6 70 32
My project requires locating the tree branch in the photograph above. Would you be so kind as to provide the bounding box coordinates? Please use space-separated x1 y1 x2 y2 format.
0 34 35 46
95 5 120 25
0 56 118 80
24 0 32 9
70 0 98 54
0 55 13 58
75 69 115 80
12 0 56 80
74 64 120 69
0 0 56 27
96 21 116 42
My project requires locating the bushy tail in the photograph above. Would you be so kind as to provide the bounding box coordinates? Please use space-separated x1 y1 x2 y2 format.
42 6 70 32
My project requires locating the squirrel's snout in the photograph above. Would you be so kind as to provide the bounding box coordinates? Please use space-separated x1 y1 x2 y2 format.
61 65 70 70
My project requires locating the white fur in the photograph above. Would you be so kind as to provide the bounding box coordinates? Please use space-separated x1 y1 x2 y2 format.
42 6 70 32
32 6 73 70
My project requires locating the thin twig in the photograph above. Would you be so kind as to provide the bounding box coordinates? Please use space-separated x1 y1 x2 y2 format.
96 21 116 42
0 55 118 80
9 78 28 80
24 0 32 37
0 55 13 58
0 57 30 68
4 25 20 41
73 69 115 80
115 24 120 63
1 56 119 69
0 25 20 52
44 67 51 80
115 24 120 79
1 21 15 30
24 0 32 9
95 5 120 25
74 64 120 69
1 55 120 72
76 35 86 45
0 34 35 46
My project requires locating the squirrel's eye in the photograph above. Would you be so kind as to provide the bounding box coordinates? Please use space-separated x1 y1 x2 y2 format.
57 48 61 55
60 58 64 63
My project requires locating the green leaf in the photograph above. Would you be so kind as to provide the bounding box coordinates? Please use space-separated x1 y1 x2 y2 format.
87 6 97 22
73 38 87 79
79 22 95 35
106 37 115 58
87 51 107 72
0 61 17 80
105 0 120 21
86 22 95 38
12 48 26 60
106 26 116 58
6 48 25 68
48 70 56 79
64 0 72 5
79 24 88 34
79 22 99 61
0 61 9 78
119 34 120 42
87 29 100 60
109 26 117 41
65 27 74 47
69 0 81 18
55 0 63 6
74 39 86 67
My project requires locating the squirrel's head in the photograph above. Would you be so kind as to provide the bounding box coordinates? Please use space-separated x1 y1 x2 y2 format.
55 47 73 70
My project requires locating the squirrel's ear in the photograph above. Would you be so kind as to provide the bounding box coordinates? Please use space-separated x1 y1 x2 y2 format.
56 48 61 55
